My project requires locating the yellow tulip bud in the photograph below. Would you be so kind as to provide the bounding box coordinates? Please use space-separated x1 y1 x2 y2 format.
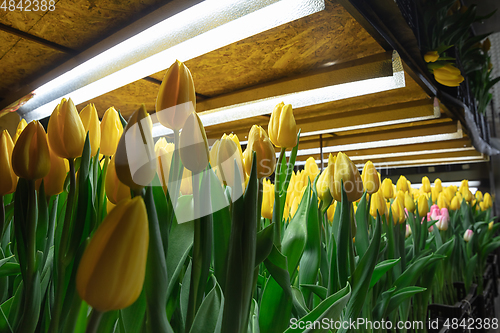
327 201 336 222
115 105 157 190
391 200 405 224
381 178 394 200
424 51 439 63
285 172 296 207
37 144 69 196
268 102 297 148
459 180 468 194
437 192 449 210
370 191 386 218
484 193 492 209
328 153 336 167
475 190 483 202
47 98 86 159
433 64 464 87
212 135 245 190
463 189 473 202
431 187 439 203
450 196 460 211
290 196 301 219
404 192 415 213
421 176 431 193
396 175 409 193
155 138 175 194
222 134 244 163
76 197 149 312
362 161 379 194
434 178 442 193
243 125 276 178
304 157 319 183
417 194 428 218
261 178 274 219
105 155 132 205
156 60 196 130
395 190 405 207
180 168 193 195
100 107 123 156
79 103 101 157
489 221 494 231
316 167 333 203
0 130 17 195
331 152 363 202
444 187 455 202
13 118 27 144
179 112 209 174
12 121 50 180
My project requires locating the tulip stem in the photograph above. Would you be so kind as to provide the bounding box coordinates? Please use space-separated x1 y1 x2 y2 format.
50 158 76 333
26 179 37 282
273 147 286 251
85 309 103 333
170 130 182 211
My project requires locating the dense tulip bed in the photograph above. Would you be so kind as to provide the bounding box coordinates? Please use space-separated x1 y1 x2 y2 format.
0 60 498 333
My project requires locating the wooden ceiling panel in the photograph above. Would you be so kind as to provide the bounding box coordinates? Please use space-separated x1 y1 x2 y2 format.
150 0 385 98
0 9 45 32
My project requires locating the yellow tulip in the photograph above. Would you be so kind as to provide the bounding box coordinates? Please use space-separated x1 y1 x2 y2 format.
13 118 27 144
459 180 468 194
404 192 415 213
304 157 319 183
391 200 405 224
417 194 428 218
316 167 333 203
450 196 460 211
79 103 101 157
47 98 86 159
370 191 386 218
211 135 245 189
100 107 123 156
444 187 455 202
261 178 274 219
437 192 449 210
268 102 297 148
434 178 443 193
463 189 473 202
433 64 464 87
105 155 132 205
361 161 379 194
37 144 69 196
328 153 336 166
106 198 116 214
421 176 431 193
327 201 336 222
431 187 440 203
243 125 276 178
180 168 193 195
179 112 209 173
395 190 405 208
484 193 492 209
381 178 394 200
156 60 196 130
489 221 494 231
12 121 50 180
115 105 157 190
475 190 483 202
290 196 301 219
0 130 17 195
396 175 409 193
330 152 363 202
283 201 290 221
76 197 149 312
424 51 439 63
155 138 175 194
285 171 297 208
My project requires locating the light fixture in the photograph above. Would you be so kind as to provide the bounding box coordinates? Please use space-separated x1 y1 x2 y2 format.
17 0 326 121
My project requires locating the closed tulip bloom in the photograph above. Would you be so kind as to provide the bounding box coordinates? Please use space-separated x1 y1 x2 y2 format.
421 176 431 193
304 157 319 183
450 196 460 211
405 224 412 238
459 180 469 195
290 195 301 218
40 145 69 196
436 208 449 231
433 64 464 87
0 130 17 195
483 193 492 209
434 178 443 193
261 178 274 219
463 189 473 202
79 103 101 157
396 175 409 193
179 112 209 174
47 98 86 159
180 168 193 195
12 121 50 180
381 178 394 200
115 105 157 190
475 190 483 202
395 190 405 208
156 60 196 130
444 187 455 202
222 133 243 161
268 102 297 148
13 118 27 144
285 171 297 208
100 107 123 156
331 152 363 202
327 201 336 222
328 153 336 167
417 194 428 218
316 167 333 203
213 136 245 189
391 200 405 224
155 138 175 193
76 197 149 312
437 192 449 210
463 229 473 242
243 125 276 178
105 155 132 205
370 191 386 218
404 193 415 213
489 221 494 231
424 51 439 63
362 161 379 194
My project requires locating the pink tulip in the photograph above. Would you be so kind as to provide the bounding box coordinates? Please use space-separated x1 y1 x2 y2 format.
463 229 473 242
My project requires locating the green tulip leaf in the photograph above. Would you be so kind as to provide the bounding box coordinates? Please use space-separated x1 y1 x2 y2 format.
354 192 370 257
189 277 224 333
255 223 274 267
300 284 327 301
369 258 401 289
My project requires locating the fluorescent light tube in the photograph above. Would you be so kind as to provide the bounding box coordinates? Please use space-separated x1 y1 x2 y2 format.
20 0 325 121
